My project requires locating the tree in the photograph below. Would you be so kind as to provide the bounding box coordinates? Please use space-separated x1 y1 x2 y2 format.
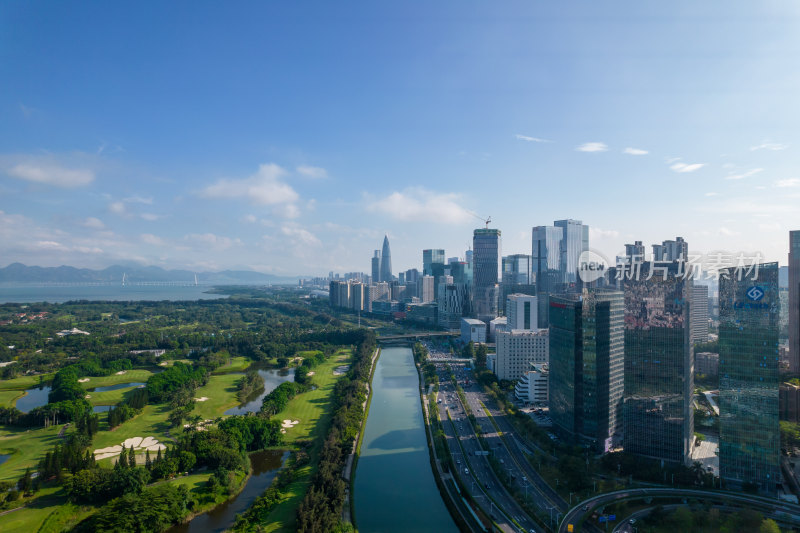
475 344 488 370
760 519 780 533
128 446 136 468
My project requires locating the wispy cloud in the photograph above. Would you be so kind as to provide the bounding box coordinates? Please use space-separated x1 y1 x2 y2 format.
296 165 328 179
6 162 94 187
81 217 105 230
776 178 800 188
724 168 763 180
705 192 720 197
280 225 321 246
670 162 705 173
622 147 648 155
200 163 299 210
516 134 552 143
750 140 788 151
365 187 473 224
589 227 620 239
576 142 608 153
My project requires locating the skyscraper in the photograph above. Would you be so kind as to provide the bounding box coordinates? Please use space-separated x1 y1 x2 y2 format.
690 284 710 346
423 249 445 276
622 260 693 465
473 228 502 322
550 289 624 453
506 294 537 331
719 262 780 493
532 225 563 328
380 235 392 283
554 219 589 284
790 231 800 374
502 254 532 285
371 250 381 283
653 237 689 262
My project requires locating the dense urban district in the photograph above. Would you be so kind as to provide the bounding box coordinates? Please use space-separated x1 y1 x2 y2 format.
0 289 377 532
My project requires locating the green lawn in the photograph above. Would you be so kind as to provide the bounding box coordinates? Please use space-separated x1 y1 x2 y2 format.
0 425 64 482
0 486 71 533
259 349 353 532
91 404 173 461
86 385 144 406
78 369 154 390
212 356 251 374
0 389 24 408
192 373 242 420
0 374 53 391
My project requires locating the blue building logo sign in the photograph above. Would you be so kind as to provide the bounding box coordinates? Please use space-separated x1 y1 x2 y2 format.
746 286 765 302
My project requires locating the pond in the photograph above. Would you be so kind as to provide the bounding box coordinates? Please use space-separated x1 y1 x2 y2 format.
92 405 112 413
224 367 295 416
15 385 51 413
87 382 145 392
169 449 288 533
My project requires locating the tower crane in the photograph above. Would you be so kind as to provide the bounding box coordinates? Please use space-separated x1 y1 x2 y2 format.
467 211 492 228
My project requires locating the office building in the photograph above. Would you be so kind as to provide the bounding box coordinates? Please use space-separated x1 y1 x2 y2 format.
503 254 532 285
461 318 487 344
790 231 800 374
473 228 502 322
554 219 589 285
624 241 645 262
719 262 780 493
515 364 549 405
533 225 564 328
438 276 471 331
691 284 710 345
379 235 393 282
695 352 719 376
495 328 549 381
549 289 624 453
780 382 800 423
622 260 693 465
420 275 435 303
423 249 446 276
653 237 689 262
371 250 381 283
506 294 538 331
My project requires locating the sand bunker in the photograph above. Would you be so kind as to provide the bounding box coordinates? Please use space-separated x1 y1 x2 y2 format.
115 370 127 375
281 419 300 428
306 371 315 376
159 361 169 366
194 397 209 402
78 378 91 383
85 395 91 399
333 365 350 376
93 436 166 461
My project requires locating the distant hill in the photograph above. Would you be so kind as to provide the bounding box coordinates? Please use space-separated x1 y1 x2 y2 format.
0 263 299 285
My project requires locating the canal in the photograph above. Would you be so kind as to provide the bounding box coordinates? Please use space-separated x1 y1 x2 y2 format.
353 346 457 533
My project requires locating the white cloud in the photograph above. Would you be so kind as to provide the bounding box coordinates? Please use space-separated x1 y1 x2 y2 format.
576 142 608 153
200 163 299 208
589 227 620 239
109 201 126 215
718 227 739 236
670 162 705 173
775 178 800 188
724 168 763 180
274 204 300 219
184 233 241 250
365 187 473 224
622 147 648 155
296 165 328 179
242 214 257 224
705 192 720 197
140 213 163 221
124 195 153 205
7 163 94 187
750 140 788 151
516 134 552 143
141 234 167 246
280 225 321 246
82 217 105 229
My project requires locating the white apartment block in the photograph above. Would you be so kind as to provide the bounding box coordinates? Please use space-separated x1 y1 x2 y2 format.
495 328 549 381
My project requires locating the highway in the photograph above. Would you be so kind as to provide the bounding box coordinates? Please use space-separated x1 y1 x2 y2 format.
437 363 540 533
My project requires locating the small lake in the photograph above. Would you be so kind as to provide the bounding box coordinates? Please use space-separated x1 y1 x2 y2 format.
88 382 145 392
224 368 295 416
93 405 112 413
170 449 288 533
15 386 52 413
0 454 10 466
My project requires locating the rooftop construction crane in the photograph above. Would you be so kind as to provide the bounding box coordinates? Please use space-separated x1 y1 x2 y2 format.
467 211 492 228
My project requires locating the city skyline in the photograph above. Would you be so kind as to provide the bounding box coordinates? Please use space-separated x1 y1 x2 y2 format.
2 3 800 275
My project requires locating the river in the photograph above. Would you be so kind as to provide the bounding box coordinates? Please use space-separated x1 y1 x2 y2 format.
353 346 457 533
170 449 288 533
0 284 227 304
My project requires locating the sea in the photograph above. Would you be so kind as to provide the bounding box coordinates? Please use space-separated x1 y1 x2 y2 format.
0 284 229 304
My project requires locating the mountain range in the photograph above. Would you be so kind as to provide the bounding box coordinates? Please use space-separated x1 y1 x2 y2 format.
0 263 299 285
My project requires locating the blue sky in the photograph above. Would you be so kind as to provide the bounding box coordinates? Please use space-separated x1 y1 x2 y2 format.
2 2 800 276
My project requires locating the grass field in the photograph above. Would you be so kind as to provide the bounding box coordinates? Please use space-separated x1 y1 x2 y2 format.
91 403 172 457
0 374 53 391
192 373 242 420
0 486 71 533
259 348 353 532
0 425 65 482
86 385 143 406
212 356 251 374
0 389 24 408
78 369 154 390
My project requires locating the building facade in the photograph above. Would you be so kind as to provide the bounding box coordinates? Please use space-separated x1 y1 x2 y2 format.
549 289 624 453
473 228 502 322
621 260 693 465
461 318 487 344
506 294 538 331
495 328 549 381
790 231 800 373
719 262 780 493
691 284 710 346
380 235 393 283
515 364 549 404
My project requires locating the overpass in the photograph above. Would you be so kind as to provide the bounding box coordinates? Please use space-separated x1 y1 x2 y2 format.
378 332 458 342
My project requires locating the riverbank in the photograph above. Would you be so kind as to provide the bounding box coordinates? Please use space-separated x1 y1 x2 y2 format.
343 346 381 530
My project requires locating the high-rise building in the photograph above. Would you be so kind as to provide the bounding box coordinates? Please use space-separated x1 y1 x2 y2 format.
506 294 537 331
380 235 392 283
653 237 689 262
371 250 381 283
624 241 645 261
691 284 710 346
790 231 800 374
423 249 446 276
495 328 549 381
719 262 780 493
438 275 470 330
622 260 693 465
549 289 624 453
502 254 532 285
473 228 502 322
420 275 435 303
554 219 589 284
533 225 564 328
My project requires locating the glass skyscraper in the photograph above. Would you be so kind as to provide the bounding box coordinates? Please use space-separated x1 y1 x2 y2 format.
533 225 563 328
380 235 392 283
790 231 800 374
473 228 501 321
719 262 780 493
622 261 693 465
423 249 446 276
554 219 589 284
549 289 624 453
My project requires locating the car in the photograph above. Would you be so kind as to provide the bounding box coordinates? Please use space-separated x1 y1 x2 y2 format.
629 519 637 525
583 504 589 511
464 467 469 475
